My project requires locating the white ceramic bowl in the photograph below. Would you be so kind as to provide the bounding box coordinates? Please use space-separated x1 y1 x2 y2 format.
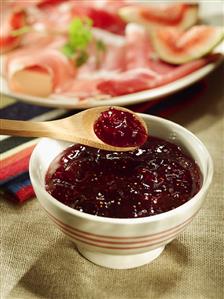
29 114 213 269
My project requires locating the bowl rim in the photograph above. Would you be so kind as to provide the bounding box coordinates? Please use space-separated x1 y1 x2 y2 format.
29 114 214 225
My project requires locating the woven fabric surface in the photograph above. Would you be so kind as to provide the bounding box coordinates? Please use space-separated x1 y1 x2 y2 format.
0 65 224 299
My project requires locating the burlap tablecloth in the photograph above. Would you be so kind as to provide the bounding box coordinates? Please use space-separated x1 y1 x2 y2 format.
1 64 223 299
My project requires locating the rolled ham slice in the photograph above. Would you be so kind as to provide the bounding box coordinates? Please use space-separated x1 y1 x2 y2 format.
2 34 67 74
6 48 75 97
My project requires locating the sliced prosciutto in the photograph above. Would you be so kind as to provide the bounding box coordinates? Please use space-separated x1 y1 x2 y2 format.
2 34 66 75
77 28 126 78
125 23 191 75
0 9 27 53
97 68 158 96
21 0 128 35
2 2 223 101
7 0 66 10
125 23 154 70
96 23 221 97
57 79 102 99
92 28 126 71
37 0 67 8
74 0 130 34
6 48 75 97
97 55 220 96
71 6 126 35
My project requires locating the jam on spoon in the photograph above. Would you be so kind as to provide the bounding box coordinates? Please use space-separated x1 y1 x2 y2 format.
1 106 146 152
94 107 148 147
45 136 202 219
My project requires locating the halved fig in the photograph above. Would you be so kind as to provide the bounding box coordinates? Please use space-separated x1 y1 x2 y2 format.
119 4 199 31
151 25 224 64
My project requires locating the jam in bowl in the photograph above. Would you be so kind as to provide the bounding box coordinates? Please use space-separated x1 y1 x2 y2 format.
29 114 213 269
45 136 201 219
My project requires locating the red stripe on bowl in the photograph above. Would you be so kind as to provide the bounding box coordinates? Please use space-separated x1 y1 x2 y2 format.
47 211 193 245
44 207 197 242
45 210 193 249
56 223 187 250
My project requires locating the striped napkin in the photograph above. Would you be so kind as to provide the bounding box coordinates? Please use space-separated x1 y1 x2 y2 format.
0 82 206 203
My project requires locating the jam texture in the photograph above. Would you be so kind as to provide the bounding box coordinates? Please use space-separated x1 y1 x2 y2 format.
45 136 201 218
94 107 148 147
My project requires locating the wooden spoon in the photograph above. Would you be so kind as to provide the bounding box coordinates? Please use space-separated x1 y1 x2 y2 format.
0 106 147 152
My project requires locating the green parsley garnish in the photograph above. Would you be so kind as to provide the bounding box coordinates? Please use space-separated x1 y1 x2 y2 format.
11 26 31 37
61 18 93 67
61 43 75 59
69 18 92 50
61 18 107 68
76 50 89 67
96 39 107 52
95 39 107 68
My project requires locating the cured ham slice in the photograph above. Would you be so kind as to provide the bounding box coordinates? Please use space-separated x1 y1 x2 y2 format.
125 23 177 74
6 49 75 97
154 54 221 85
97 55 218 96
90 0 130 12
8 0 65 10
74 7 126 35
77 29 126 77
7 1 41 10
0 9 26 53
100 43 126 71
37 0 67 8
57 79 101 99
93 29 126 71
97 68 158 96
2 35 66 75
125 23 153 70
28 0 128 35
1 2 222 101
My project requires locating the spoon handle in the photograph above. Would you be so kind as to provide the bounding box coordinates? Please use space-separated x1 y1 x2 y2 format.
0 119 55 139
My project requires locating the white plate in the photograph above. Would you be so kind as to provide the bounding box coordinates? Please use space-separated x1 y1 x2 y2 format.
1 2 223 109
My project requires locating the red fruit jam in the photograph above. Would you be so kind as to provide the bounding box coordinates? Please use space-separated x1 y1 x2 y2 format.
45 136 202 218
94 107 148 147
